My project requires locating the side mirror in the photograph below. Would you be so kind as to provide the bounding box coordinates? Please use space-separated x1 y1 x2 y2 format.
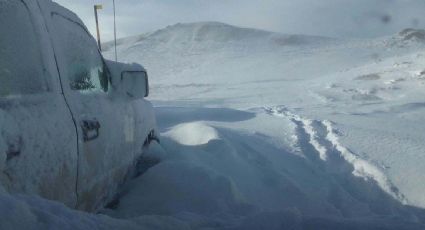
121 71 149 98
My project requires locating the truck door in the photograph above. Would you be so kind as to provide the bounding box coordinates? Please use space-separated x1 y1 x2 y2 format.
42 4 138 211
0 0 78 207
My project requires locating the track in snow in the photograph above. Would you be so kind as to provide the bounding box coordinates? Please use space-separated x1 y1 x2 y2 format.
264 106 407 204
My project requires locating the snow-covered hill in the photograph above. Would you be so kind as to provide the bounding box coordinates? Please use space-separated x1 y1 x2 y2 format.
103 22 425 108
103 22 335 85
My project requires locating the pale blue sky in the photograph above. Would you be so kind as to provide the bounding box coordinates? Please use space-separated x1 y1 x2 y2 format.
54 0 425 41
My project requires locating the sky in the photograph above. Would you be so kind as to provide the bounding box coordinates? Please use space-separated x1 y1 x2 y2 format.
53 0 425 42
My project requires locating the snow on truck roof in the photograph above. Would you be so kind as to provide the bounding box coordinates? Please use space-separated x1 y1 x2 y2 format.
48 0 90 35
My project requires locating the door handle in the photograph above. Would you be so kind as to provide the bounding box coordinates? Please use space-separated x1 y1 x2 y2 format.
81 119 100 142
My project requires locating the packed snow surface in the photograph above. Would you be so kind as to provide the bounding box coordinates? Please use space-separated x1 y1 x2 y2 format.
3 21 425 229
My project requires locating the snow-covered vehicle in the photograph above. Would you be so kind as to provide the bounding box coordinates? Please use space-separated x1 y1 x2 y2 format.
0 0 157 211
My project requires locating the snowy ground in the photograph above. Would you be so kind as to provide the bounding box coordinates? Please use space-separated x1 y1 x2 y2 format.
104 23 425 229
104 23 425 207
2 22 425 229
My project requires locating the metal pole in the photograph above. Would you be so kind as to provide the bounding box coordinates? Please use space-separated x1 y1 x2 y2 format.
113 0 118 61
94 5 102 51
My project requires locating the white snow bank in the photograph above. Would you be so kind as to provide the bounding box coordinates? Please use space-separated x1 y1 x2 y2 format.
0 193 143 230
0 185 190 230
163 122 219 146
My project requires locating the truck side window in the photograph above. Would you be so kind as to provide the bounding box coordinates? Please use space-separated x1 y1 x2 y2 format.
52 14 109 93
0 0 47 97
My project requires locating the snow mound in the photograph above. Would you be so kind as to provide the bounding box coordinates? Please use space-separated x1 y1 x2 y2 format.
163 122 219 146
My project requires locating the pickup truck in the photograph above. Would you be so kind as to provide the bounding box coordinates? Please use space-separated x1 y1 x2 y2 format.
0 0 157 211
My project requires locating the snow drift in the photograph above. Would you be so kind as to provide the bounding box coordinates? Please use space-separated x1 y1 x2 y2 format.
163 122 219 146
